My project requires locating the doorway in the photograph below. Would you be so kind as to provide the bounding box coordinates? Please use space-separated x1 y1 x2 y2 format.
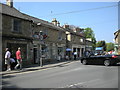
33 48 38 64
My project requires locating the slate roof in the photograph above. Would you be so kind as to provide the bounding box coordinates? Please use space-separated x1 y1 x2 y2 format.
1 3 85 37
1 3 27 20
0 3 65 32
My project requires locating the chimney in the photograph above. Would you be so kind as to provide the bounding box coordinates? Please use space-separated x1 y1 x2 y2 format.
63 24 69 29
6 0 13 7
57 21 60 27
52 18 57 26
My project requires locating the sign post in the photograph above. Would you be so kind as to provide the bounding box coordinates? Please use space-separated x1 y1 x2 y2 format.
39 31 43 67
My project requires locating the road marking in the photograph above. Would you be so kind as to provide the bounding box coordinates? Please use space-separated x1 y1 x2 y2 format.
60 79 100 88
85 78 118 88
73 67 84 71
60 78 118 88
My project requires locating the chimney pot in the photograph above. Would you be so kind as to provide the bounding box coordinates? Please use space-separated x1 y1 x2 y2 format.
63 24 69 29
6 0 13 7
52 18 57 26
57 21 60 26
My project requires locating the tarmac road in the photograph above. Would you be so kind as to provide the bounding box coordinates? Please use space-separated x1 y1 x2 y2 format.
2 60 119 89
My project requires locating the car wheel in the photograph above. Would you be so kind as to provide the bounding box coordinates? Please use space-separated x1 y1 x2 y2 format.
104 60 110 66
82 60 87 65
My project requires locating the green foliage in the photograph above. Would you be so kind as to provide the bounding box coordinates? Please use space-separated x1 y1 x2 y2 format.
84 28 96 42
84 28 94 38
106 42 114 52
96 40 106 51
84 27 96 49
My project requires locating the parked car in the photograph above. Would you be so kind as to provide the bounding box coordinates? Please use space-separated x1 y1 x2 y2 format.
81 54 120 66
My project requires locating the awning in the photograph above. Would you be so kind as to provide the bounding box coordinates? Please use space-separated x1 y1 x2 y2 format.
66 48 72 51
114 44 120 47
95 47 103 50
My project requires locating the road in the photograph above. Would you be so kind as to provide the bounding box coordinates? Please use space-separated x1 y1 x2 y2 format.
2 60 119 89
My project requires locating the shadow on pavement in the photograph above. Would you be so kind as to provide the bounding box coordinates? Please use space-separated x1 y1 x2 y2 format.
2 75 21 89
1 61 74 89
2 75 15 79
2 60 73 76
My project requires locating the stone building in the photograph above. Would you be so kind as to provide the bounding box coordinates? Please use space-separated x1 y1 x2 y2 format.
25 17 66 64
114 29 120 55
85 40 93 51
1 0 93 70
63 25 87 59
1 1 66 69
1 2 33 70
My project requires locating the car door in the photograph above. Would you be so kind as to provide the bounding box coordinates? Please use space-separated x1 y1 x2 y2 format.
96 55 105 64
88 55 97 64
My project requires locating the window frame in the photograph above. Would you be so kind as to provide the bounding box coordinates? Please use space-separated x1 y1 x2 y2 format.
12 18 22 33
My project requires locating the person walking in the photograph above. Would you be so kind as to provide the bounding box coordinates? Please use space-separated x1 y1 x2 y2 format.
5 48 11 71
14 47 22 70
74 52 77 60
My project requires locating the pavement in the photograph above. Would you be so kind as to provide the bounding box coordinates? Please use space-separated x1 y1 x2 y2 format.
1 60 79 76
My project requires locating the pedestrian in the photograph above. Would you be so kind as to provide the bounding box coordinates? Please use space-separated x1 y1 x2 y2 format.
10 57 16 70
5 48 11 71
65 55 69 60
10 58 15 63
58 54 61 61
14 47 22 70
112 50 116 54
109 50 113 54
74 52 77 60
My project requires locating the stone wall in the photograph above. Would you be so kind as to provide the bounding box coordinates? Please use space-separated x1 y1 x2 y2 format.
2 14 33 70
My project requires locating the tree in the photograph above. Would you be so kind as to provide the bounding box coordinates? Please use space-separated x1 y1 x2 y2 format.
106 42 114 52
96 40 106 51
84 27 96 49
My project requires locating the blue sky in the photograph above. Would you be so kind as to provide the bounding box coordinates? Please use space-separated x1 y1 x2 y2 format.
2 1 119 43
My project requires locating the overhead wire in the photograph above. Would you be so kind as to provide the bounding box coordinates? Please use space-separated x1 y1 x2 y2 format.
80 19 117 26
40 4 118 17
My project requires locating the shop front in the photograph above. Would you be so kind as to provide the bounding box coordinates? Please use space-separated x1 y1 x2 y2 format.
2 38 33 70
72 44 85 59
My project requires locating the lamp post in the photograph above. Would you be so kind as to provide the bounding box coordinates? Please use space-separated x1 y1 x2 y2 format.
39 31 43 67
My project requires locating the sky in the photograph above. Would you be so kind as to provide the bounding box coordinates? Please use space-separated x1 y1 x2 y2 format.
2 0 119 43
